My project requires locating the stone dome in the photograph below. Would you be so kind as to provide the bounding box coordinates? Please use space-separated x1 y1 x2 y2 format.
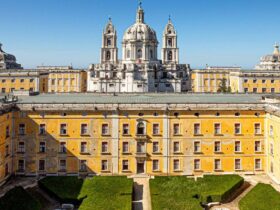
0 43 22 69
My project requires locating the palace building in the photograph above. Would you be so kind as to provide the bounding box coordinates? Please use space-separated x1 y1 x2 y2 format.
87 3 191 93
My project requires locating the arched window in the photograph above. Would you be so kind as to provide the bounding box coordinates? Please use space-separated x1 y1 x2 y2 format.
137 49 142 59
168 39 173 47
137 122 145 135
106 51 111 60
168 30 172 34
150 50 153 59
107 30 111 34
168 51 173 61
107 39 111 46
127 50 131 59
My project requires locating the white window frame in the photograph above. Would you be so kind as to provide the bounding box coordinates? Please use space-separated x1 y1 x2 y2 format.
152 159 159 171
152 141 160 153
214 159 222 171
101 141 109 154
152 123 160 135
234 123 241 135
194 159 201 171
254 158 262 170
255 141 262 152
173 123 180 135
173 141 181 153
254 123 261 135
122 160 129 171
101 123 110 135
214 141 221 152
80 142 88 154
235 141 242 152
173 159 180 171
60 123 68 135
122 123 130 135
193 141 201 153
101 159 109 171
122 142 130 153
81 123 89 135
59 142 67 153
18 159 25 171
194 123 201 135
214 123 221 135
234 158 242 170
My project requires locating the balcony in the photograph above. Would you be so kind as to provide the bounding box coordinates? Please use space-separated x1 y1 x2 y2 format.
135 152 147 158
135 134 149 141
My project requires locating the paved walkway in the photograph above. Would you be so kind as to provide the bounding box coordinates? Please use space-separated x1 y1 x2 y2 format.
132 177 152 210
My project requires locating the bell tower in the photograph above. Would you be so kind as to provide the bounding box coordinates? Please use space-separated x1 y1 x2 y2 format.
101 17 118 64
162 17 179 64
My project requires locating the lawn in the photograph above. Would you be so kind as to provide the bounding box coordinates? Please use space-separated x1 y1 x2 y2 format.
39 176 133 210
150 175 244 210
239 183 280 210
0 186 41 210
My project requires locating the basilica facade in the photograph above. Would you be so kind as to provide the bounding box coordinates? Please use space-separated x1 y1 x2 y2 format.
87 4 191 93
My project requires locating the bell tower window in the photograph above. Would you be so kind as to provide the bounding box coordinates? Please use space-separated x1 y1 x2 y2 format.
168 39 173 47
106 51 111 60
127 50 131 59
107 39 112 46
137 49 142 59
168 51 173 61
150 50 153 59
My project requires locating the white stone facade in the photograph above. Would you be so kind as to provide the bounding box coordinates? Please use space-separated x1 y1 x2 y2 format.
87 3 191 93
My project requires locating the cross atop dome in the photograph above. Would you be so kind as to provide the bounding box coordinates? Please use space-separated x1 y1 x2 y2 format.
138 0 142 9
274 42 279 55
136 0 144 23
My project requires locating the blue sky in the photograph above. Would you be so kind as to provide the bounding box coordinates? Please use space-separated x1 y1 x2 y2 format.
0 0 279 69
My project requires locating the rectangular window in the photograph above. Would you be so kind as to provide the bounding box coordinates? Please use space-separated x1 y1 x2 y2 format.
153 142 159 153
39 142 46 153
137 142 146 153
60 124 67 135
173 124 180 135
255 159 261 170
81 142 87 153
153 124 160 135
19 124 25 135
173 142 180 153
194 123 201 135
244 88 248 93
20 79 24 83
194 159 200 170
214 123 221 135
173 159 180 171
59 159 66 171
101 160 108 171
39 124 46 135
270 125 274 136
262 88 266 93
214 141 221 152
101 142 108 153
102 124 109 135
123 124 129 135
244 79 248 83
271 88 275 93
18 160 25 172
270 143 274 155
271 80 275 84
39 160 45 171
80 160 87 171
255 141 261 152
122 160 129 171
214 159 221 170
255 123 261 134
235 159 242 170
60 142 67 153
235 141 241 152
153 160 159 171
81 124 88 135
194 141 201 153
262 80 266 84
18 142 25 153
253 79 257 83
123 142 129 153
1 88 5 93
5 145 9 156
235 123 241 134
5 126 10 138
253 88 257 93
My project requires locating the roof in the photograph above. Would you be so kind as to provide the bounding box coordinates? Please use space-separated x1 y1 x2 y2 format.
14 93 270 105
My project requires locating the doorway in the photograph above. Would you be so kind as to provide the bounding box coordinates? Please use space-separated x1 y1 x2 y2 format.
137 162 145 174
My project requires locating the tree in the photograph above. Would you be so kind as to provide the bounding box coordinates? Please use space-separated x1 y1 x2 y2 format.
217 78 231 93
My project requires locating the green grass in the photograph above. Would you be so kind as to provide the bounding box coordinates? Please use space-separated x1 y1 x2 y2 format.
239 183 280 210
0 186 41 210
150 175 244 210
39 176 133 210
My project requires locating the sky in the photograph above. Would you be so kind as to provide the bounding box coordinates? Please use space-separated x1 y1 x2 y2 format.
0 0 279 69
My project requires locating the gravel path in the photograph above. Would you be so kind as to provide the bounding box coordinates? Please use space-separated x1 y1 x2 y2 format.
132 177 151 210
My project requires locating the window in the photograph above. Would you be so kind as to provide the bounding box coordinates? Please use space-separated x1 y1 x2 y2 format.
214 141 221 152
214 123 221 135
235 123 241 134
51 79 55 85
168 51 173 61
81 124 88 135
270 143 274 155
271 88 275 93
271 79 275 83
81 142 87 153
253 79 257 83
235 141 241 152
123 142 129 153
60 142 67 153
59 160 66 171
255 141 261 152
106 51 111 60
137 122 145 135
168 38 173 47
253 88 257 93
137 142 145 153
101 160 108 171
60 124 67 135
254 123 261 134
102 142 108 153
18 142 25 153
270 125 274 136
173 123 180 135
153 124 159 135
19 124 25 135
270 161 274 173
39 160 45 171
122 160 129 171
11 79 15 83
20 79 24 83
244 88 248 93
123 124 129 135
214 159 221 170
39 124 46 135
235 159 242 170
107 38 111 46
173 159 180 171
173 142 180 153
127 50 130 58
153 142 159 153
39 142 46 153
194 123 201 135
1 88 5 93
194 159 200 170
5 145 9 157
18 160 25 172
255 159 261 170
262 88 266 93
80 160 87 171
137 49 142 59
194 141 201 153
102 124 109 135
5 126 10 138
153 160 159 171
244 79 248 83
262 80 266 84
30 79 34 83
